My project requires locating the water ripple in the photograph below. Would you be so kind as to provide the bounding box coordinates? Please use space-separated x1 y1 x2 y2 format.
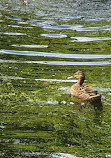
8 24 33 29
37 22 111 32
8 25 22 28
22 152 78 158
0 59 111 66
0 20 4 22
1 50 111 59
71 37 111 42
0 75 76 83
0 32 26 35
42 24 83 31
40 33 67 38
76 26 111 32
11 44 48 48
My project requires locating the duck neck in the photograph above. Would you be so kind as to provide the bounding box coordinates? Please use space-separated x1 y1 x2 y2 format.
77 77 84 85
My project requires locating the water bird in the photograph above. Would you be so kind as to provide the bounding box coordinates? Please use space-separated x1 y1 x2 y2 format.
70 71 102 111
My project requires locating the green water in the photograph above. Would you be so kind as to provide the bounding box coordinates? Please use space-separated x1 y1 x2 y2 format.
0 1 111 158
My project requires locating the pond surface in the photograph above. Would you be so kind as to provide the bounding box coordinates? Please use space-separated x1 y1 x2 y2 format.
0 0 111 158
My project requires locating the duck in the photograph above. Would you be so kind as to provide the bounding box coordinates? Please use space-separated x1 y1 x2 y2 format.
70 71 102 110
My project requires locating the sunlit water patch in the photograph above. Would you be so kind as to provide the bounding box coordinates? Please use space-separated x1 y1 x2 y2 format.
27 99 71 106
38 23 83 31
40 33 67 38
0 20 4 22
0 32 26 35
12 16 22 21
76 26 111 32
1 50 111 59
40 24 111 32
8 23 33 29
71 37 111 42
18 21 29 24
8 24 22 28
31 20 111 32
0 59 111 66
96 88 111 93
0 75 76 83
22 152 78 158
1 0 111 21
106 155 111 158
11 44 48 48
31 20 57 28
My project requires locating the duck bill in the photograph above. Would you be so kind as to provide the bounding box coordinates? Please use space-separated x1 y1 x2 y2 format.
67 76 74 79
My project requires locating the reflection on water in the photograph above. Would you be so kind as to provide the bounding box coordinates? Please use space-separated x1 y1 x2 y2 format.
0 1 111 158
1 0 111 21
106 155 111 158
0 32 27 35
41 24 111 31
8 24 33 29
71 37 111 42
22 152 78 158
40 33 67 38
0 75 77 83
12 44 48 48
8 24 22 28
1 50 111 59
0 59 111 65
75 26 111 31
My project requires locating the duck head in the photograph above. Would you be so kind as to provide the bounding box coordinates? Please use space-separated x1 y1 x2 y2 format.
74 71 85 85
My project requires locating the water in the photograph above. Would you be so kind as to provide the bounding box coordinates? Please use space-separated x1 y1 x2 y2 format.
0 0 111 158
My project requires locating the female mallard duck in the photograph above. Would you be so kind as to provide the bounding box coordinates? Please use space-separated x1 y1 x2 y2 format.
70 71 102 110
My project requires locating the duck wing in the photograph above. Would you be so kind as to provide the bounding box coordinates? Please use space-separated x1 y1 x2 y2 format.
78 86 100 101
81 86 98 95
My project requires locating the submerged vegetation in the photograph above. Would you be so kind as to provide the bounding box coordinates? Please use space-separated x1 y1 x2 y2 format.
0 64 111 158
